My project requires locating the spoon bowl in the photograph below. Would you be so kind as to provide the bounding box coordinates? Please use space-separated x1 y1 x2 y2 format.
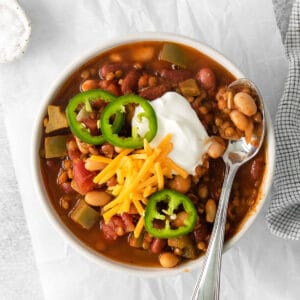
224 79 265 165
192 78 265 300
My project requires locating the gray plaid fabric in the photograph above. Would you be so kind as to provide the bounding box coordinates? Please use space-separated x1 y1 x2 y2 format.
266 0 300 239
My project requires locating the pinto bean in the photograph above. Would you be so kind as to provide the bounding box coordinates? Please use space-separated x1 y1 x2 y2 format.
114 146 123 153
229 110 249 131
81 79 99 92
151 238 166 254
80 69 90 80
196 68 216 91
167 175 191 193
197 241 207 251
131 46 155 62
207 139 225 159
233 92 257 116
173 211 189 227
139 84 171 100
121 70 140 94
75 137 89 154
160 69 192 84
109 53 122 62
58 171 68 184
206 199 217 223
198 184 208 199
85 190 112 206
85 158 107 171
105 72 115 81
159 252 180 268
66 139 80 160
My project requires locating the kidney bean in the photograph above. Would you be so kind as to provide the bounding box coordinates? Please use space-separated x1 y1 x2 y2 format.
196 67 216 91
101 143 114 158
153 219 165 229
160 69 192 84
100 62 130 78
92 99 108 110
151 60 173 72
193 223 210 243
60 182 74 194
98 80 121 96
121 70 140 94
150 238 166 254
139 84 171 100
107 83 121 96
82 118 98 136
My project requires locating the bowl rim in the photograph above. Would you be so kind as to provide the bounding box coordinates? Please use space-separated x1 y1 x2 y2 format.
31 32 275 277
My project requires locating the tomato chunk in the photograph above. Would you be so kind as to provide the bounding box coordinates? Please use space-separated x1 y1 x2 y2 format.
72 159 95 194
101 214 135 240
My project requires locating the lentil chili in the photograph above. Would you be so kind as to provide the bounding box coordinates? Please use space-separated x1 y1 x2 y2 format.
39 41 266 268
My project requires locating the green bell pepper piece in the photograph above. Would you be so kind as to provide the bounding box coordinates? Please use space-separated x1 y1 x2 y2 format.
159 43 187 68
179 79 201 97
70 199 100 230
44 135 68 158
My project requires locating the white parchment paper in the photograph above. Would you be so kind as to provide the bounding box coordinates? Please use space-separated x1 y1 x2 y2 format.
1 0 299 299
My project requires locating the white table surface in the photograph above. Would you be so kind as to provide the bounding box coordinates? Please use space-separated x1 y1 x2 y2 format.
0 0 298 299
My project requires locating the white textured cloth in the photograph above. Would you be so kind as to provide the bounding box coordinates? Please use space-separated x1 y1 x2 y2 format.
267 0 300 240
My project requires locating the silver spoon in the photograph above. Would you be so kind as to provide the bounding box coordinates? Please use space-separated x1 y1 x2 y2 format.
191 78 265 300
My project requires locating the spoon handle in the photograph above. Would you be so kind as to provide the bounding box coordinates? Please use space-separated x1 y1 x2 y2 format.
192 163 239 300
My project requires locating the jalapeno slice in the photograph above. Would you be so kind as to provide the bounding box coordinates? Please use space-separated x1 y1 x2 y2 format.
65 90 124 145
101 94 157 148
144 189 197 239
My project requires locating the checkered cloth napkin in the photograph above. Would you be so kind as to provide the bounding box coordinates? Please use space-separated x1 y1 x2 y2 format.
266 0 300 239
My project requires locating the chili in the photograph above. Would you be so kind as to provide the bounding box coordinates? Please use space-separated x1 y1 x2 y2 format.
144 189 197 239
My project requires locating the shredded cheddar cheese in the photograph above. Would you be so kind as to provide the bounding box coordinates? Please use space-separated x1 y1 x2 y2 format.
92 134 189 238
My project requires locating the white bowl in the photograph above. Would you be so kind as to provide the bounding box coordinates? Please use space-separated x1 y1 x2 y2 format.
31 32 275 277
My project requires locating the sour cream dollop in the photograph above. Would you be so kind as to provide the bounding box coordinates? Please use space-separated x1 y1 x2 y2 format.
131 92 209 175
